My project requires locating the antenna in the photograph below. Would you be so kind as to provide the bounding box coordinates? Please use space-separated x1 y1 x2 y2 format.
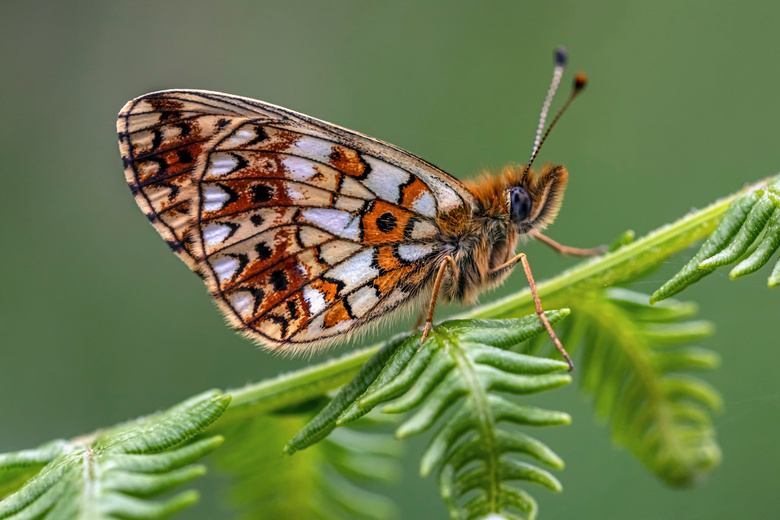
521 48 587 184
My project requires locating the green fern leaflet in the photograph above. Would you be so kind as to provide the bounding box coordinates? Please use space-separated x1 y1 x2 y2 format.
0 391 229 520
653 173 780 301
287 312 572 520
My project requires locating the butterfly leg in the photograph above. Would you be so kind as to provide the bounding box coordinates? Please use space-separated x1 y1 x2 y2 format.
491 253 574 371
420 256 457 343
530 230 606 257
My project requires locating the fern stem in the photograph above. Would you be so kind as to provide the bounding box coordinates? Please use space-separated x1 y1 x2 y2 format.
227 346 380 412
443 329 501 514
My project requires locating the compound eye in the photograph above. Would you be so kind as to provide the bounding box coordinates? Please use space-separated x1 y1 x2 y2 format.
509 186 532 224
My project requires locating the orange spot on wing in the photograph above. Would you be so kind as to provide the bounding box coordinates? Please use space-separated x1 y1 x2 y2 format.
323 300 351 328
135 141 203 184
373 266 412 295
203 178 290 219
376 245 402 272
163 143 202 175
223 230 297 290
361 201 412 244
227 253 309 318
311 279 340 302
329 145 367 177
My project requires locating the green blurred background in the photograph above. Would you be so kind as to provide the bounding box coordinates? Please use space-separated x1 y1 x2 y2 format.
1 1 778 518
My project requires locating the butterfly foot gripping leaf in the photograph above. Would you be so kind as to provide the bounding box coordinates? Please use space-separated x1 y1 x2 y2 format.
285 312 572 520
0 391 229 519
652 173 780 302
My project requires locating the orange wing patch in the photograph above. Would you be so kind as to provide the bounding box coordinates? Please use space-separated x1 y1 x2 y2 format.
361 201 413 244
373 267 413 296
322 300 354 328
328 145 370 178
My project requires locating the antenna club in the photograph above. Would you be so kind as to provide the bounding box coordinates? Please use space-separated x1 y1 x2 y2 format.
554 47 568 67
574 73 587 91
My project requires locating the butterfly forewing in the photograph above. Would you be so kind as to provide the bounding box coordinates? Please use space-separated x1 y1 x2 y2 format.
118 90 472 352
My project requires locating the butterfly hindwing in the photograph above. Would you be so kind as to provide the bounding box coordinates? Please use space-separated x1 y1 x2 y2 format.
118 90 473 352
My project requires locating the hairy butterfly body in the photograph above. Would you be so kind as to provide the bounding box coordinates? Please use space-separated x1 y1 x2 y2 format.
117 50 597 368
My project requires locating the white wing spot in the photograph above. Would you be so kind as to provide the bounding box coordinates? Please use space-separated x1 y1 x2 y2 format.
411 190 437 218
213 256 239 280
410 220 438 239
363 157 410 203
203 185 231 212
348 286 380 318
230 291 254 318
225 127 257 147
203 223 233 246
303 286 328 315
301 208 360 241
282 156 318 181
340 176 374 199
398 243 434 262
328 248 378 293
208 153 239 177
427 178 462 213
290 137 333 161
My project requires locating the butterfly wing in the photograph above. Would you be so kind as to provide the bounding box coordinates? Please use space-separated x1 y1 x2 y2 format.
118 90 473 352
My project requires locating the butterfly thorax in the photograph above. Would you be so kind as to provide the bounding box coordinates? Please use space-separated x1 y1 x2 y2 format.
437 164 568 304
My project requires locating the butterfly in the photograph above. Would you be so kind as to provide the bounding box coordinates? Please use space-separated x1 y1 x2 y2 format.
117 49 600 370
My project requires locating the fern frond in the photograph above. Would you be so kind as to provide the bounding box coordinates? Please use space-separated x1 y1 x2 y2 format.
652 173 780 302
286 313 572 520
562 288 722 485
0 391 229 519
212 409 401 520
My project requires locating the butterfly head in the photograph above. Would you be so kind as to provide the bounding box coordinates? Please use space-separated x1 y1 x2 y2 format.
504 164 568 234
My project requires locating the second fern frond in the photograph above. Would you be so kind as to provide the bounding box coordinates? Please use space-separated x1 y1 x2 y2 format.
548 288 722 486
